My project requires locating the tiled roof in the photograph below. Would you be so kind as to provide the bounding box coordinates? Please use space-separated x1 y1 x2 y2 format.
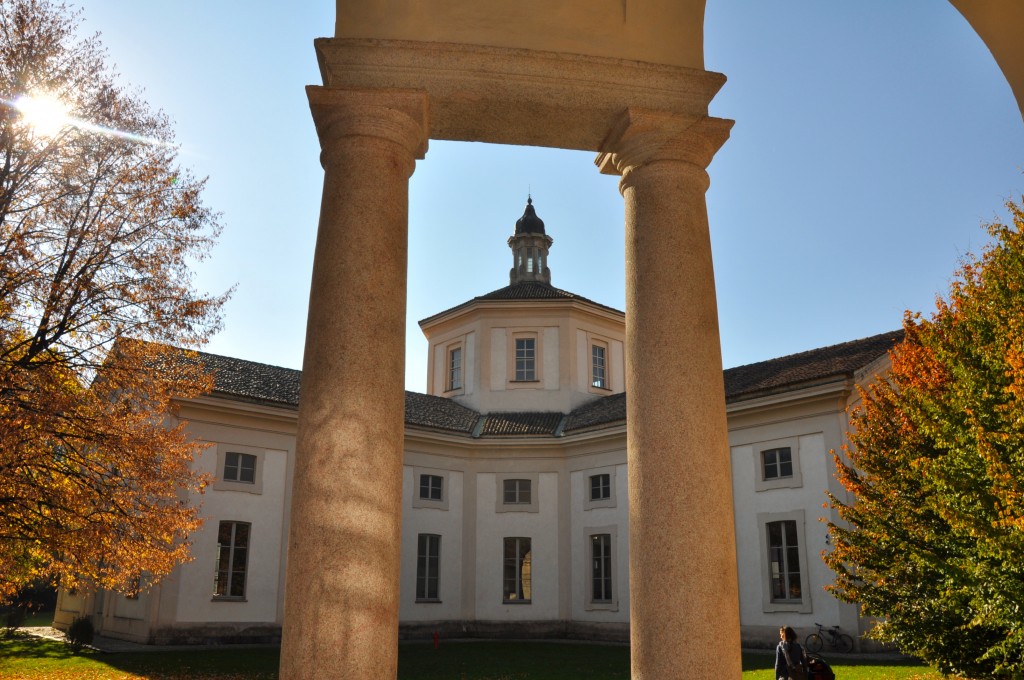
419 282 623 326
191 329 903 438
198 350 301 407
563 392 626 433
723 329 904 401
479 412 564 437
404 392 479 434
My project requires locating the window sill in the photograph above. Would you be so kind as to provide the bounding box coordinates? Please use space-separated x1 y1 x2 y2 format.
509 380 540 384
502 600 532 605
415 598 442 604
211 596 247 603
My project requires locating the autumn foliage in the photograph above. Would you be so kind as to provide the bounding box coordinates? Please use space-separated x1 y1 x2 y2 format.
0 1 227 601
826 200 1024 678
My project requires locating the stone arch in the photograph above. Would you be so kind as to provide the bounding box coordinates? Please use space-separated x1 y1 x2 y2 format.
281 3 1021 679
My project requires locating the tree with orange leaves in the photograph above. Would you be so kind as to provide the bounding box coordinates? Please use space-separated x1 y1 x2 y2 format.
0 0 228 602
826 200 1024 678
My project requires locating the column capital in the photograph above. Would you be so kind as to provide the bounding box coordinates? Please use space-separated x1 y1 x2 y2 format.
595 108 733 181
307 86 430 164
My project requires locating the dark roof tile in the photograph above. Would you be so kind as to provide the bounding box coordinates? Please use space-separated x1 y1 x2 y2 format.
480 412 563 437
420 282 623 326
190 329 903 437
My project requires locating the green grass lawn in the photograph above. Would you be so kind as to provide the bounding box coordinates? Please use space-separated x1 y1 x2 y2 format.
0 635 955 679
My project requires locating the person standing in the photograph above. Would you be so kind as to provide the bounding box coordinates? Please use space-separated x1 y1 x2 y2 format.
776 626 807 680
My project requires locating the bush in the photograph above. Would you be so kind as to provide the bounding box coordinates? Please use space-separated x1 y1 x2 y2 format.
67 616 94 652
2 606 26 637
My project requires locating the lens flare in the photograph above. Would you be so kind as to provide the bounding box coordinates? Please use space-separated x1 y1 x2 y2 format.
13 93 70 137
7 92 173 148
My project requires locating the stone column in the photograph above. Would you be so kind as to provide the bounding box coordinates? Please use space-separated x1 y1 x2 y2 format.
280 87 428 680
597 110 741 680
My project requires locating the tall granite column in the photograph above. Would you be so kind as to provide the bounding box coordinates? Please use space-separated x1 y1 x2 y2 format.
598 110 741 679
280 87 428 680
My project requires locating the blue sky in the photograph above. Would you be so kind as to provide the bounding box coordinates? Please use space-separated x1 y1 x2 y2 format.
74 1 1023 391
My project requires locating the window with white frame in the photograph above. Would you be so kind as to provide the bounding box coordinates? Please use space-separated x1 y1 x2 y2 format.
762 447 793 480
416 534 441 601
584 526 618 610
591 343 608 389
447 346 463 392
412 468 450 511
752 437 804 492
503 537 532 603
503 478 531 505
767 520 801 602
583 467 617 510
224 452 257 484
420 474 443 501
757 510 812 613
495 473 539 513
213 521 249 599
591 533 613 602
213 445 265 494
514 337 536 381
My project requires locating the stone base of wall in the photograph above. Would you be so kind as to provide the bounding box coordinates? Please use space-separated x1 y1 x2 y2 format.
399 620 630 643
148 623 282 646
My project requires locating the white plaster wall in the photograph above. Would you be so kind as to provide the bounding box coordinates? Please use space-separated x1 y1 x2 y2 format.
432 343 445 395
610 339 624 392
175 444 288 623
474 472 560 620
490 328 507 391
575 329 588 393
110 591 149 620
399 466 464 621
731 428 842 629
543 327 559 390
464 331 476 396
569 463 629 622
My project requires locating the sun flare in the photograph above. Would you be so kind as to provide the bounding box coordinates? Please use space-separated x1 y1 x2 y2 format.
13 93 71 137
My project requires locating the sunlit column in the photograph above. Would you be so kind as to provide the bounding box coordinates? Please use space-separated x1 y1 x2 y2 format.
597 110 741 680
280 87 428 680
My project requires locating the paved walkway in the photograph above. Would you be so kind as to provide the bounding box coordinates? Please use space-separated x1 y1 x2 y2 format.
19 627 274 654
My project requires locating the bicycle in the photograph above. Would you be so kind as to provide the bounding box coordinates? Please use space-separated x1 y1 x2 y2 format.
805 622 854 653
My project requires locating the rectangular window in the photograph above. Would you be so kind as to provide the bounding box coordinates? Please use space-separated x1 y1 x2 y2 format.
589 473 611 501
767 520 801 602
223 452 257 484
514 337 536 381
591 344 607 389
762 447 793 480
419 474 443 501
503 478 532 505
591 534 613 603
214 521 250 599
416 534 441 601
503 537 532 603
526 247 534 273
448 346 463 391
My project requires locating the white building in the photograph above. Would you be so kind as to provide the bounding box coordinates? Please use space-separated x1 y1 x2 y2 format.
56 198 900 649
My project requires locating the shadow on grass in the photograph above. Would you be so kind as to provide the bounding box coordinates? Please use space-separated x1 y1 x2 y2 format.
0 635 945 680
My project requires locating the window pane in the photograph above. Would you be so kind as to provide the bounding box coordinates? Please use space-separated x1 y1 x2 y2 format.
214 521 251 599
779 460 793 477
224 452 239 481
592 345 607 388
449 347 462 390
239 454 257 483
503 537 531 602
515 338 535 381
